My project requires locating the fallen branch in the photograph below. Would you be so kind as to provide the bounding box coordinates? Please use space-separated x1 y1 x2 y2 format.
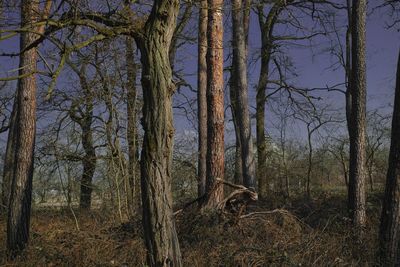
239 209 312 230
239 209 291 219
216 180 258 216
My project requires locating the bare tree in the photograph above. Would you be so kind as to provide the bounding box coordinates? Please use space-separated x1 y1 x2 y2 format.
365 110 390 191
255 1 285 198
328 136 350 188
67 61 96 210
295 109 338 197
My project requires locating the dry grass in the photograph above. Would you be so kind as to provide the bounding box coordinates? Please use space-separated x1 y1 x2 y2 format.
0 210 147 266
0 192 383 266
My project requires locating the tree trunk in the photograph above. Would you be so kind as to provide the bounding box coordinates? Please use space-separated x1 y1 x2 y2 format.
197 0 207 197
234 137 243 185
135 0 182 264
80 126 96 210
280 132 290 197
379 50 400 266
68 65 96 210
367 163 374 191
231 0 255 189
306 131 313 198
203 0 224 208
340 152 349 188
345 0 353 138
229 70 243 185
126 36 139 218
6 0 40 257
255 3 281 197
348 0 367 228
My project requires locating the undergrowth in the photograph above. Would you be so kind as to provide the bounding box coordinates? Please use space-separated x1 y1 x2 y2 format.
0 191 383 266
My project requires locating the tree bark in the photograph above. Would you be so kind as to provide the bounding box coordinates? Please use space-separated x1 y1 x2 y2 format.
135 0 182 264
197 0 207 197
379 50 400 266
203 0 225 208
348 0 367 229
6 0 40 257
231 0 255 189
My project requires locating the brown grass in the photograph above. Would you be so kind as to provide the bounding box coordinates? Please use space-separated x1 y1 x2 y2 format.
0 192 383 266
0 210 147 266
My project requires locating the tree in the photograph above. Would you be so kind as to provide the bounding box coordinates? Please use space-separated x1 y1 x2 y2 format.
345 0 353 137
197 0 207 197
1 95 17 214
348 0 367 229
294 109 337 197
379 50 400 266
203 0 224 208
255 1 285 198
327 136 350 188
230 0 255 189
134 0 182 265
365 110 390 191
0 87 11 213
67 61 96 210
7 0 52 258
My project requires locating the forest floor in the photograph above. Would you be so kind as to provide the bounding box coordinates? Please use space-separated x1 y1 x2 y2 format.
0 190 384 266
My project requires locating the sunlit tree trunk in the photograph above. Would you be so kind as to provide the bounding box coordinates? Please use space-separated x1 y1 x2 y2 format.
203 0 224 208
135 0 182 264
379 50 400 266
